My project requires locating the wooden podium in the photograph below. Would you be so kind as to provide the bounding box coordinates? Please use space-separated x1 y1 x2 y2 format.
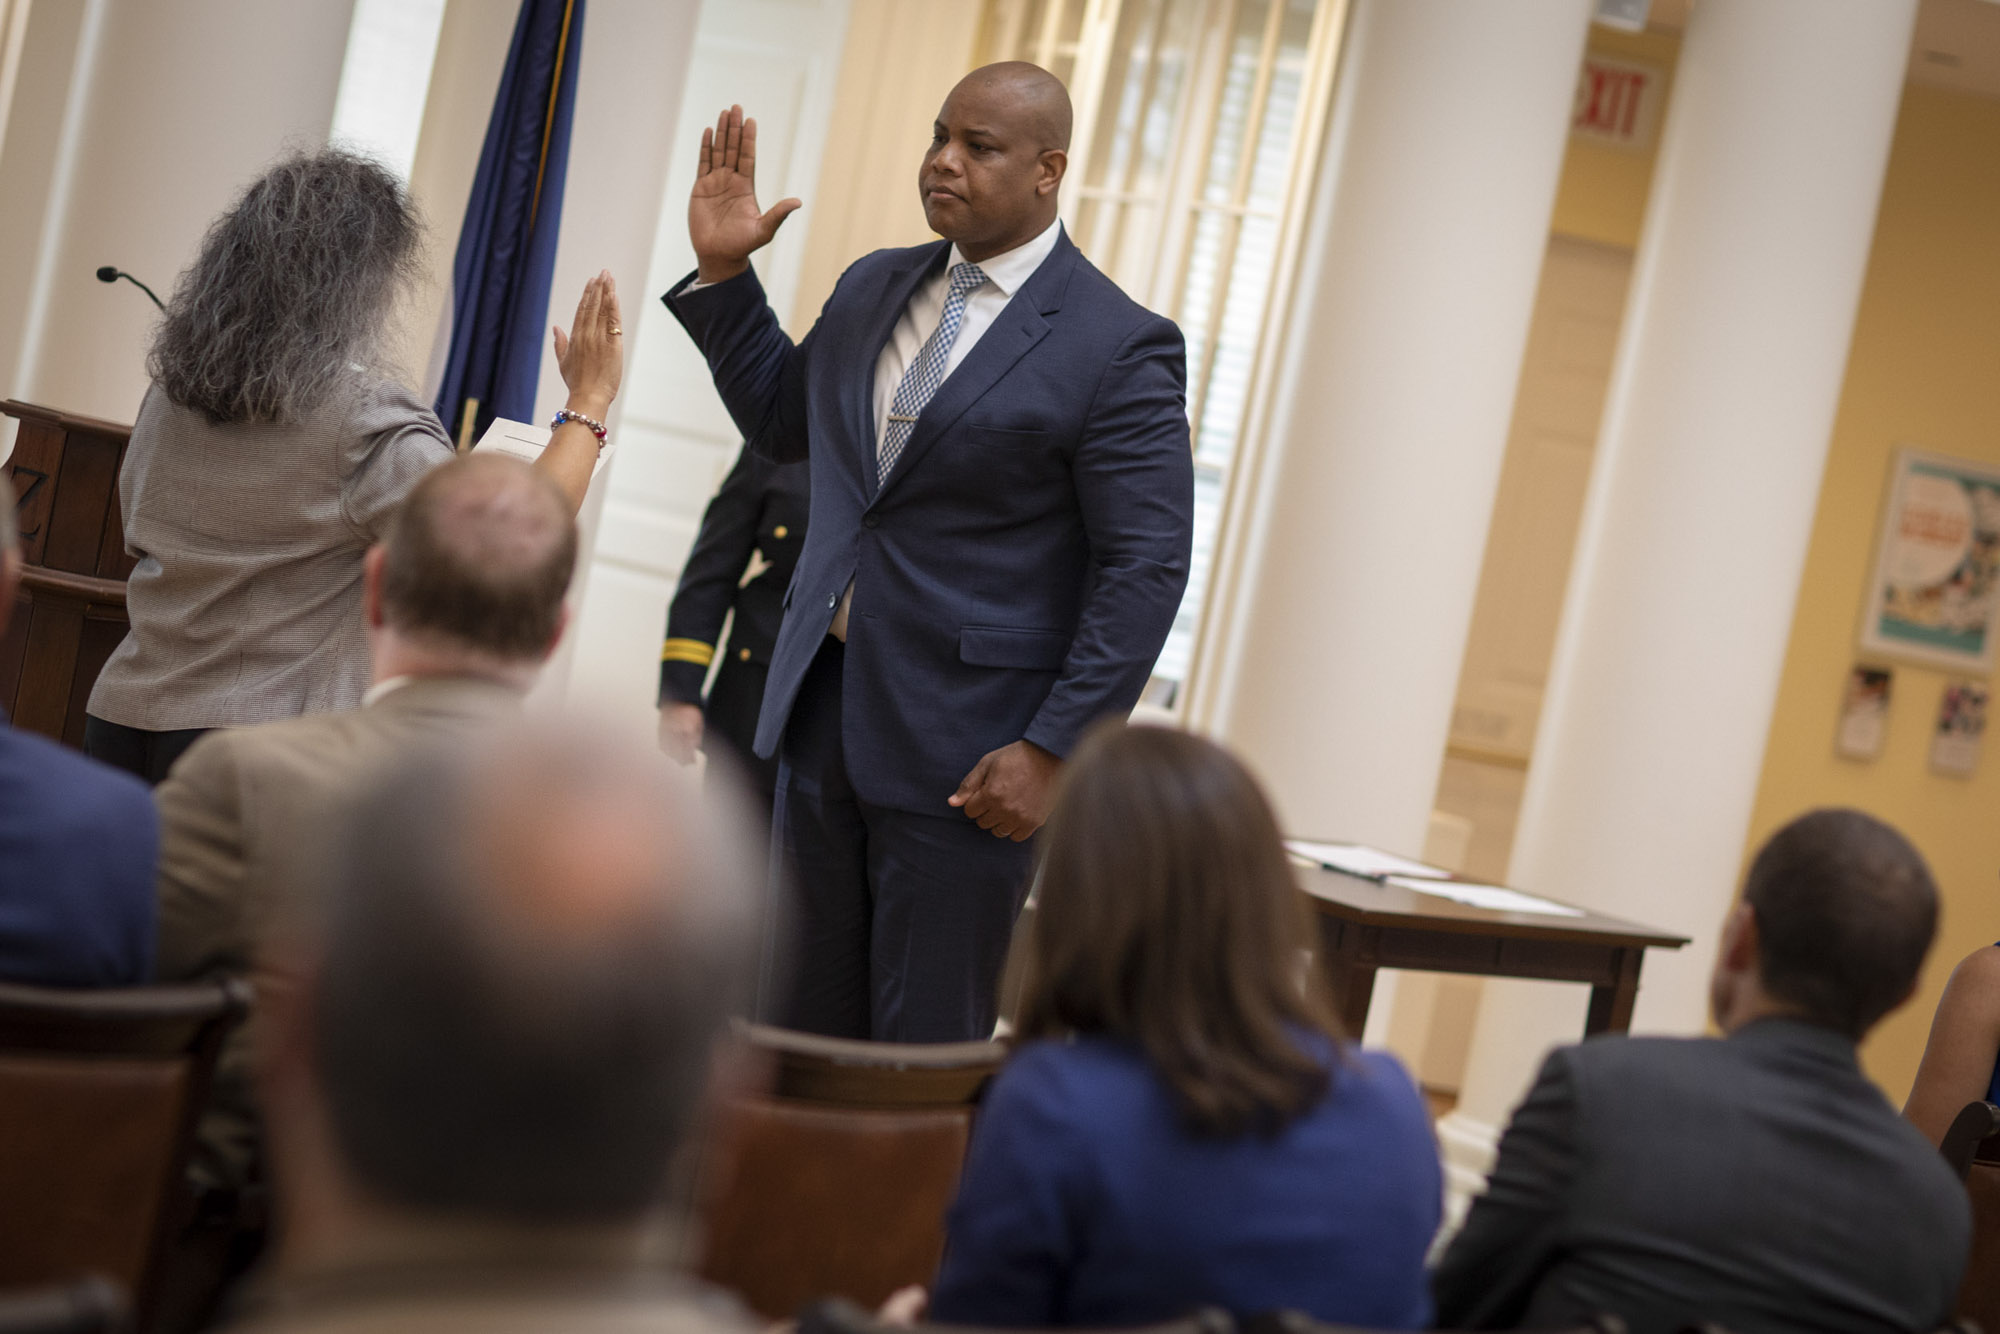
2 400 136 747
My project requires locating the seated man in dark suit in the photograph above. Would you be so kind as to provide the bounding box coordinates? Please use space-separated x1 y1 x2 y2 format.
234 722 764 1334
0 493 156 986
1434 809 1970 1334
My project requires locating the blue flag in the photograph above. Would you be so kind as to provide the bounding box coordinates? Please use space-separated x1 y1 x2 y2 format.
433 0 585 447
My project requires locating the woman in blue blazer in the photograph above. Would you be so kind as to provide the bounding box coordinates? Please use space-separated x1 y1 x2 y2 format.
929 724 1442 1329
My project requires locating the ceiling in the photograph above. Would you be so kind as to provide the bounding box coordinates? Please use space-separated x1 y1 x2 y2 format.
1633 0 2000 101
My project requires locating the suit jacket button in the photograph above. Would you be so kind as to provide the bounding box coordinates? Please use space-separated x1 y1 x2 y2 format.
827 594 837 609
862 514 880 529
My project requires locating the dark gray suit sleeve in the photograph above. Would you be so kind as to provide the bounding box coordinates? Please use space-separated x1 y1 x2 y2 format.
1433 1047 1583 1329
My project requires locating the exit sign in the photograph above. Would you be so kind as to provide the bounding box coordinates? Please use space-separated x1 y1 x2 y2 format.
1572 53 1664 152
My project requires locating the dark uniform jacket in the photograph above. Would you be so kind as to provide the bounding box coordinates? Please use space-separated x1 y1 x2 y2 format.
658 441 809 793
1433 1018 1971 1334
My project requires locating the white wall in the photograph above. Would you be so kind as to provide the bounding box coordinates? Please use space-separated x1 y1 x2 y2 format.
10 0 359 422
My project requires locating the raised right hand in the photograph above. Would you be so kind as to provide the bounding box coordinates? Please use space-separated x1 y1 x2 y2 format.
690 105 800 285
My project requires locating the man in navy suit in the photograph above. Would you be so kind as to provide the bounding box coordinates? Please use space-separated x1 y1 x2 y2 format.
0 494 157 987
665 63 1193 1041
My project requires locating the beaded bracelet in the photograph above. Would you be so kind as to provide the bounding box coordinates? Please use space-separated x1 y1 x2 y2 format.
550 409 608 443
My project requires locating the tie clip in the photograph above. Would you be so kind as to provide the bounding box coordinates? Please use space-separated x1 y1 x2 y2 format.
886 412 918 423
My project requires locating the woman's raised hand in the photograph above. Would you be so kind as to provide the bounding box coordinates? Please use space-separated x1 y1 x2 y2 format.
689 105 800 285
552 269 623 416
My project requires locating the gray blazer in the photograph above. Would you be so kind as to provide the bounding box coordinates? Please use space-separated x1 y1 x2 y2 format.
88 377 453 731
1433 1018 1970 1334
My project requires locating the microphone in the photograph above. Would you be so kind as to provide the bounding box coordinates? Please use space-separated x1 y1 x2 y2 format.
96 265 164 311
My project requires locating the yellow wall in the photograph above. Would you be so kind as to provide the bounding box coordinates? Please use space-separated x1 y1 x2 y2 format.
788 0 982 332
1748 82 2000 1102
1548 27 1680 249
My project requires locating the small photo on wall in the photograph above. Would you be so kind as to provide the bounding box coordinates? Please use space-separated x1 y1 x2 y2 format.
1835 665 1893 761
1860 448 2000 674
1929 680 1988 778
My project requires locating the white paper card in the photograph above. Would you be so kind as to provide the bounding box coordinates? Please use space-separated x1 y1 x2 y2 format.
473 417 616 483
1285 841 1452 880
1384 875 1584 918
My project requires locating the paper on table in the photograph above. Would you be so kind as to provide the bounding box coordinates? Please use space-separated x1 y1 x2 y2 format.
1285 841 1452 881
473 417 616 483
1383 874 1584 918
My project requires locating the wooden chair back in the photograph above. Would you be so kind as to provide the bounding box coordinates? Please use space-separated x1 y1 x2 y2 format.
744 1023 1004 1107
693 1025 1005 1319
1938 1099 2000 1334
0 981 250 1328
0 1278 127 1334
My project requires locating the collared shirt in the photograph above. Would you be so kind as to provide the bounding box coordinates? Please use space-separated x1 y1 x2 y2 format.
830 216 1064 639
865 215 1063 461
360 676 415 707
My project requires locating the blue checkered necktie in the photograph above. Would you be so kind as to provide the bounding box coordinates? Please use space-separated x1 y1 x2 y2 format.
879 261 988 484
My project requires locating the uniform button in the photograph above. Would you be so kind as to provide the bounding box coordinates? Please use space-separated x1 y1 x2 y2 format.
739 648 752 661
862 514 880 529
773 525 788 539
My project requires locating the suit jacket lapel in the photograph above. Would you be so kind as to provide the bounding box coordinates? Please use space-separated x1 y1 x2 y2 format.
852 243 949 498
875 233 1078 500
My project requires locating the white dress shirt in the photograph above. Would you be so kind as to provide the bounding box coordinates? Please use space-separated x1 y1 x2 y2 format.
829 216 1064 639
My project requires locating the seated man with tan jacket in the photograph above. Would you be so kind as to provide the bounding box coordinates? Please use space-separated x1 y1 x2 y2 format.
235 721 765 1334
154 452 578 1191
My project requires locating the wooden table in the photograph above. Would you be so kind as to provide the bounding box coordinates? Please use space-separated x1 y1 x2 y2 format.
1298 863 1688 1039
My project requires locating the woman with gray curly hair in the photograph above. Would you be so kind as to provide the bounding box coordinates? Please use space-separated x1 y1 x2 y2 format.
84 148 620 782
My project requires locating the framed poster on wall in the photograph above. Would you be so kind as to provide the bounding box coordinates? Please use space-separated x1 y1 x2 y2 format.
1859 448 2000 674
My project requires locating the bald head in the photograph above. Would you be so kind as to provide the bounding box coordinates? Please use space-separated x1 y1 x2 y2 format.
307 720 767 1220
380 453 576 661
955 61 1072 152
922 62 1072 260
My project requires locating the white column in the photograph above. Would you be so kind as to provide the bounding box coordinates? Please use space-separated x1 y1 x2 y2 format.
1439 0 1919 1199
1197 0 1591 864
9 0 359 423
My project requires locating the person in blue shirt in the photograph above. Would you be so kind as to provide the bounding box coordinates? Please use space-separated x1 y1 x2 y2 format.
0 496 157 986
928 724 1442 1328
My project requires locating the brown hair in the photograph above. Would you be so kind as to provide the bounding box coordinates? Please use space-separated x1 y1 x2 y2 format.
1018 724 1343 1136
380 454 577 660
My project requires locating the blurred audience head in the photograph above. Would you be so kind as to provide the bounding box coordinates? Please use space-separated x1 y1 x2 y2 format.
1711 808 1938 1040
150 147 420 425
260 720 766 1251
366 453 577 672
1020 723 1339 1136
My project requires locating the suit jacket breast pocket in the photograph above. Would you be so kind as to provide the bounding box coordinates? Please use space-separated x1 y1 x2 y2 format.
958 423 1057 466
960 626 1069 670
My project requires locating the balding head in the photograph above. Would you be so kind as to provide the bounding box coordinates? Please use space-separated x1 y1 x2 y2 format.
956 61 1072 152
379 453 576 662
304 720 768 1220
921 62 1072 260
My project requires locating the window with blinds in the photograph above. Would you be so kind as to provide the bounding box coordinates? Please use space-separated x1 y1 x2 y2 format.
975 0 1349 697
